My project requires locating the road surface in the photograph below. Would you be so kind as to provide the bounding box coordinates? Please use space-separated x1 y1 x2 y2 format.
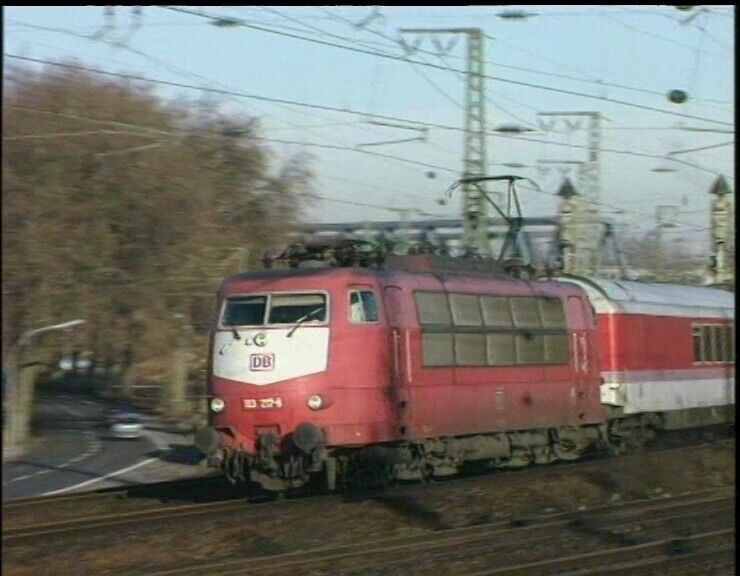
2 391 207 500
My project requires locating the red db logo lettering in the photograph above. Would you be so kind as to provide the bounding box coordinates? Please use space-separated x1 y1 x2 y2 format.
250 353 275 371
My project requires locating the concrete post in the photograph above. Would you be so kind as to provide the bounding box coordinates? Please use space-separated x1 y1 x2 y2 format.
3 320 85 456
166 314 191 418
707 175 734 286
12 364 41 448
556 178 582 274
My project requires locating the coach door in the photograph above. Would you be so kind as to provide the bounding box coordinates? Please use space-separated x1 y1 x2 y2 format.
383 286 413 438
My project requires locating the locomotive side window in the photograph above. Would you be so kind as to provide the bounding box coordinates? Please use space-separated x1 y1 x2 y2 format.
544 334 570 364
423 333 454 366
487 333 515 365
455 333 487 365
222 296 267 326
268 293 326 324
510 297 541 329
481 296 513 327
449 294 482 326
349 290 379 323
540 298 567 329
516 333 544 364
416 291 569 367
416 292 454 367
415 292 452 325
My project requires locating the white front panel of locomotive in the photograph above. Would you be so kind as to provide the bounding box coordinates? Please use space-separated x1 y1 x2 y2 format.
213 328 329 385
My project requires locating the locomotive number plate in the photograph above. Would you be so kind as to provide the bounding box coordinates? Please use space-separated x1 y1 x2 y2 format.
243 397 283 409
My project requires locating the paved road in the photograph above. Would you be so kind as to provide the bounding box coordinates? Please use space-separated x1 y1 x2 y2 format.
2 392 206 500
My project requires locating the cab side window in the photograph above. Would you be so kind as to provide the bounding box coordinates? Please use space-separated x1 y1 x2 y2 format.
349 290 379 323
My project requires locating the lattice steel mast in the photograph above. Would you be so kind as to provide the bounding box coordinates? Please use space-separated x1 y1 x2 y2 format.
400 28 491 255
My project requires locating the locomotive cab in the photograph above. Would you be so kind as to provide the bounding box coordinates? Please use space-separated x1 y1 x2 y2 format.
197 268 394 491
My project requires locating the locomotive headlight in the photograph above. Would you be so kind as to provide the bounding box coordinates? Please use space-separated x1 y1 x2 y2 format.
210 397 225 413
307 394 324 410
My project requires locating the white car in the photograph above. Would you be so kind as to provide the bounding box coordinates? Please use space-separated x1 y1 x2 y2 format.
59 356 93 371
110 414 143 439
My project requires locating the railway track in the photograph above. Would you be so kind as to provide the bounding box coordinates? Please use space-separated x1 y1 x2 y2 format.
469 529 734 576
2 436 733 541
1 473 223 510
2 489 288 543
1 473 244 531
113 487 734 576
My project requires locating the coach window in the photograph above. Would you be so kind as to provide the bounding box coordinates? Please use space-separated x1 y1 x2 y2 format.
710 325 722 362
349 290 379 323
449 294 482 326
701 325 713 362
725 323 735 363
715 325 726 362
692 325 703 362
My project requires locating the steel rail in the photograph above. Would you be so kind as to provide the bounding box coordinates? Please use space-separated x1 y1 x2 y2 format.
4 431 729 513
121 488 734 576
466 529 735 576
547 548 736 576
2 492 290 542
1 474 221 510
3 438 732 538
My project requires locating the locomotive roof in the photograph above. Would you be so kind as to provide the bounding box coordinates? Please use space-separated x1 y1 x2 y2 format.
560 275 735 319
224 254 513 285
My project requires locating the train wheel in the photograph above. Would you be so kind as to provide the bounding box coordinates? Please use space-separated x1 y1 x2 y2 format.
551 426 586 461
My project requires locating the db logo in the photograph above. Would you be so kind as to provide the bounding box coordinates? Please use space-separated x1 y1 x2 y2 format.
250 353 275 371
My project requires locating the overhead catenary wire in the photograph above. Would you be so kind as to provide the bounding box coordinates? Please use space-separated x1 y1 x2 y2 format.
1 109 442 219
2 129 159 141
6 54 731 181
668 141 735 156
158 6 734 128
318 7 732 109
7 103 710 231
4 102 457 176
3 22 458 167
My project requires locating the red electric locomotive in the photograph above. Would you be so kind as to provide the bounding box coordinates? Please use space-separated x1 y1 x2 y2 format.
195 251 734 492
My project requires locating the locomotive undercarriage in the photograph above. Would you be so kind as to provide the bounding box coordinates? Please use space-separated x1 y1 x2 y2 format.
214 410 728 491
214 421 638 491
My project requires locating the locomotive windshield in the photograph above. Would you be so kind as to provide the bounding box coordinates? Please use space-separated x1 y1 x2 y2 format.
222 296 267 326
221 293 327 327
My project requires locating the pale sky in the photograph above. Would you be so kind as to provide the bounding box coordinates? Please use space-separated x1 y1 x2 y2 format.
3 6 735 252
